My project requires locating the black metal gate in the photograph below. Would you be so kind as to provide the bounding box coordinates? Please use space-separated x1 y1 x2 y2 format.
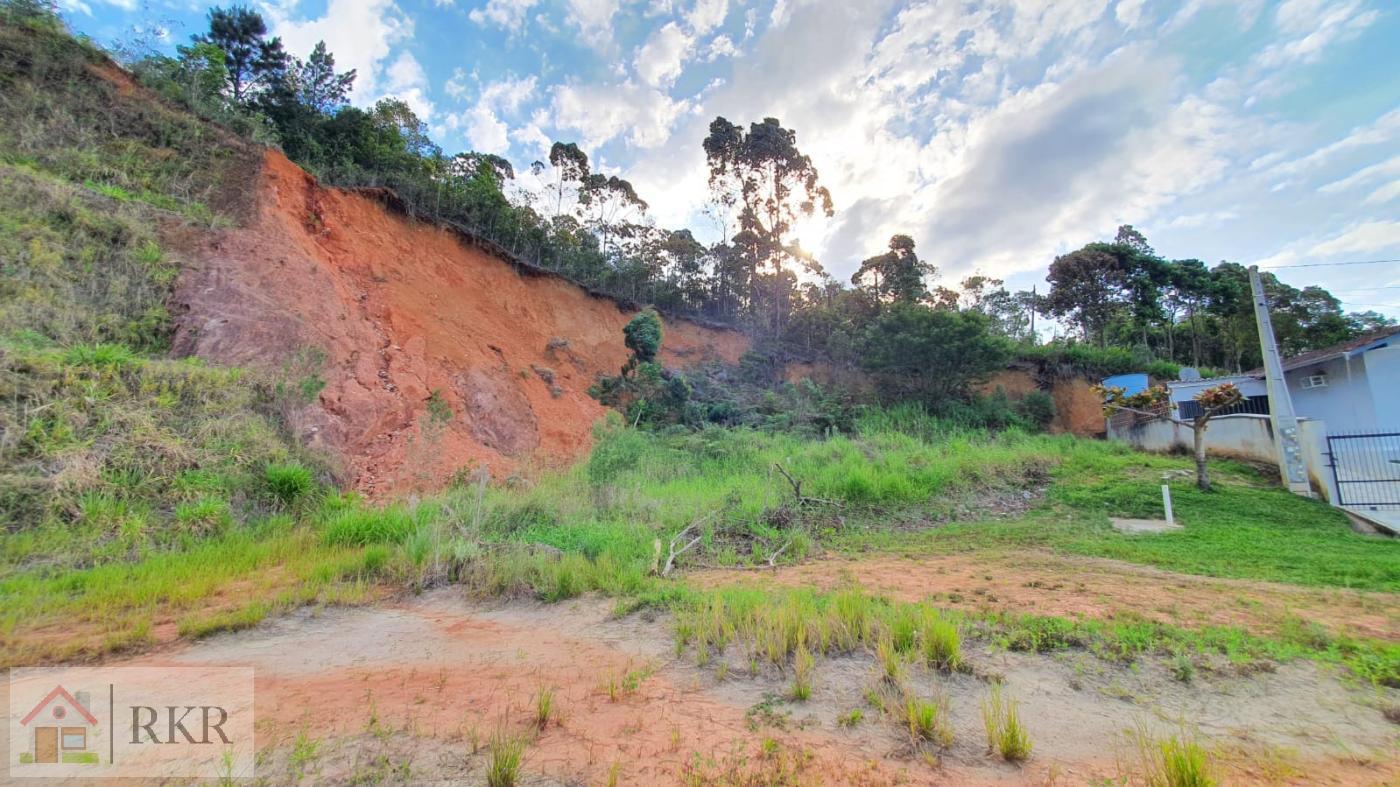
1327 431 1400 507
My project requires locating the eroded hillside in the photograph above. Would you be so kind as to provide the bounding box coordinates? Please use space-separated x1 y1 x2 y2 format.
171 151 747 493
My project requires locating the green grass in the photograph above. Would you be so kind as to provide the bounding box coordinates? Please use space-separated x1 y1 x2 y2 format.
981 682 1032 761
485 729 526 787
1125 724 1217 787
905 694 953 746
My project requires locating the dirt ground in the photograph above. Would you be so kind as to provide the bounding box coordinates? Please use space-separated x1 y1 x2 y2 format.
691 549 1400 643
114 580 1398 786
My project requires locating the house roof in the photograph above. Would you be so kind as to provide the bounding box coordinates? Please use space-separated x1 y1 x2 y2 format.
1261 326 1400 374
1167 373 1260 389
20 685 98 726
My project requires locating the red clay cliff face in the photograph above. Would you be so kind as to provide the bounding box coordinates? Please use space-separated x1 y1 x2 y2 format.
173 150 747 495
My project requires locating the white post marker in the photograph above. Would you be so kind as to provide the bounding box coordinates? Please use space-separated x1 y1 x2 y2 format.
1162 484 1174 528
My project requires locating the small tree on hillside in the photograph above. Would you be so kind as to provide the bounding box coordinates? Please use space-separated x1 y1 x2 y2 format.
622 308 662 376
859 304 1011 404
196 5 289 104
1097 382 1244 492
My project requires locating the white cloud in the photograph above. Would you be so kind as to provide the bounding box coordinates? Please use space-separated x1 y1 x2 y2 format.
1256 0 1377 67
444 67 472 101
706 34 738 62
1363 180 1400 205
383 51 435 119
634 22 695 88
550 81 690 150
686 0 728 35
1319 155 1400 195
566 0 621 46
1268 108 1400 179
1164 209 1240 229
1114 0 1146 29
440 75 538 154
468 0 540 30
266 0 413 101
1309 221 1400 257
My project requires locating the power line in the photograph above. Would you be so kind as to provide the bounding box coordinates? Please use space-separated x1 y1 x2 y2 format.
1334 285 1400 292
1260 258 1400 269
1339 301 1400 309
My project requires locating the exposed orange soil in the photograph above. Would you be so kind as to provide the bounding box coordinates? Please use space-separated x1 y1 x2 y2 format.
172 150 747 495
122 592 1397 786
981 369 1107 436
134 598 913 785
689 550 1400 642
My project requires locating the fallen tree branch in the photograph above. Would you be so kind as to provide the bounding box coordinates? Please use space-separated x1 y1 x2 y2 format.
774 462 803 499
661 520 705 577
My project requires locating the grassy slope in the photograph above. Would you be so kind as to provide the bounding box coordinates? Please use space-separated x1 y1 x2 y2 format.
0 19 1394 686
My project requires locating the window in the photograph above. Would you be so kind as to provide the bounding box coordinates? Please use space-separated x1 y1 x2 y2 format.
61 728 85 750
1300 373 1328 389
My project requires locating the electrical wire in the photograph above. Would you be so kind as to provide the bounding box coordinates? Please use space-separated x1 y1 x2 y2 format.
1260 258 1400 269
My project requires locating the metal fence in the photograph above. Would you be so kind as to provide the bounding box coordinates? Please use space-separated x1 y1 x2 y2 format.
1327 431 1400 508
1176 395 1270 420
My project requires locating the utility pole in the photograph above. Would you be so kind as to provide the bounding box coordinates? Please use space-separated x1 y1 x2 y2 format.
1249 265 1313 497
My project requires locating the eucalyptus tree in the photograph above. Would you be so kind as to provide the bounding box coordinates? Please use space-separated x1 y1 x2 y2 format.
703 116 833 332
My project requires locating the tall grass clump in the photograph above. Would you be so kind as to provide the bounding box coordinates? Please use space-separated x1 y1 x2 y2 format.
485 729 525 787
919 610 962 671
905 693 953 746
322 506 415 546
981 683 1032 761
1123 724 1216 787
791 645 814 701
265 462 315 506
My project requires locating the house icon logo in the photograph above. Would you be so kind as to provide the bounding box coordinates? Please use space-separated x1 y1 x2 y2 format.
18 685 99 766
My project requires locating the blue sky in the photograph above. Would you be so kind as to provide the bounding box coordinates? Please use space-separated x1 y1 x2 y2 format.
65 0 1400 321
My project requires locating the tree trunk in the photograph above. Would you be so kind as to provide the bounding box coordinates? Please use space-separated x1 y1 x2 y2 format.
1192 416 1211 492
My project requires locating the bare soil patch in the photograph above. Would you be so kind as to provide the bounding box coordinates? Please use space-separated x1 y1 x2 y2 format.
115 589 1397 785
689 550 1400 642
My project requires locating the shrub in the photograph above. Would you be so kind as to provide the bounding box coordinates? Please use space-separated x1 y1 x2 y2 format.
1016 390 1057 431
264 462 314 505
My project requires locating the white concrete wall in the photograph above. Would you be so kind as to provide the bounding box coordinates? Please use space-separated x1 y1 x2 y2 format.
1108 413 1280 463
1286 355 1377 433
1109 414 1334 499
1298 419 1337 503
1363 345 1400 429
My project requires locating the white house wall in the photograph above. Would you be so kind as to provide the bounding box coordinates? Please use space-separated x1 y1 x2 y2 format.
1287 356 1377 433
1363 345 1400 429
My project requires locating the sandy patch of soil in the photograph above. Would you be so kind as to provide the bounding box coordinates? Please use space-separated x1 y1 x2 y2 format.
689 550 1400 642
114 589 1397 785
